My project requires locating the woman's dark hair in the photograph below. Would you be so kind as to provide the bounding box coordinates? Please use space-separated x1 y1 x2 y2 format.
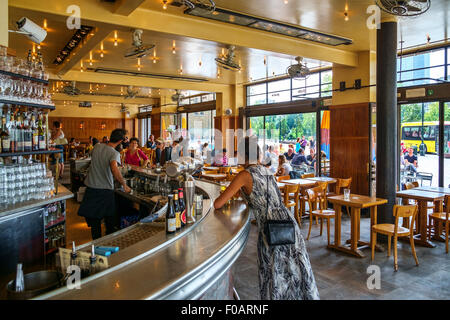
110 128 127 143
243 136 261 164
92 138 99 146
53 121 61 129
203 143 208 148
70 137 75 143
130 137 139 144
222 148 227 153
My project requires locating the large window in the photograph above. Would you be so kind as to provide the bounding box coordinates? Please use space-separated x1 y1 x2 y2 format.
139 117 151 147
186 110 216 151
397 47 448 86
246 69 332 106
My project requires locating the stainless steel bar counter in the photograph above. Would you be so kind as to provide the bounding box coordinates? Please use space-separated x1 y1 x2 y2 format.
35 179 250 300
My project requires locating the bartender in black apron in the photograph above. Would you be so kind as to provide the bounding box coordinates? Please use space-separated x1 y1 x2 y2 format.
78 128 131 240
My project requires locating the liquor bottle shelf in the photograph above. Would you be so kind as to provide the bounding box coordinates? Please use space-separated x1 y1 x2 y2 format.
0 149 62 157
0 99 55 110
45 215 66 229
0 69 49 85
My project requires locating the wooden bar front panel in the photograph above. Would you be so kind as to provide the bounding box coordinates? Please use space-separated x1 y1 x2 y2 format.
330 103 370 196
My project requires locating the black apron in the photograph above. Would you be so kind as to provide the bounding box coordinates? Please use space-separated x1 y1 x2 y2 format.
78 187 115 219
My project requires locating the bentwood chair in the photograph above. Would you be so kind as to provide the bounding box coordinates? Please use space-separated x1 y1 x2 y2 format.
283 184 301 226
277 175 291 182
301 173 315 179
305 187 336 245
335 178 352 217
428 195 450 253
371 204 419 271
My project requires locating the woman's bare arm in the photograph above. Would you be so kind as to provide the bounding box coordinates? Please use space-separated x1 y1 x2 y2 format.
214 170 251 209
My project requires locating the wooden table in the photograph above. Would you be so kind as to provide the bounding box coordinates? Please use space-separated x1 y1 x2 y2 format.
305 177 337 184
201 173 227 181
328 194 388 258
414 186 450 194
396 189 446 247
203 166 220 171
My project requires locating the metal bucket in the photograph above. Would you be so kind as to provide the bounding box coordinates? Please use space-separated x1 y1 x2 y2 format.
6 270 63 300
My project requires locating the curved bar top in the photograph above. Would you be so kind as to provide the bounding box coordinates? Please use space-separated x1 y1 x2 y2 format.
35 179 250 300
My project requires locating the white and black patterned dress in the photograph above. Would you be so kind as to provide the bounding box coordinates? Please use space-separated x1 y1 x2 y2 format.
240 165 320 300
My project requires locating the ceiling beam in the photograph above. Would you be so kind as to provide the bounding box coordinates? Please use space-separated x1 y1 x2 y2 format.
56 28 111 76
51 70 231 93
9 0 359 67
112 0 146 16
51 93 157 104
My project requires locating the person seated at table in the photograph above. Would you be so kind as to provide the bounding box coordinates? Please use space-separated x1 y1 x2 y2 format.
124 137 149 167
276 155 292 176
306 148 316 169
213 148 228 166
404 147 418 173
122 136 130 150
264 145 278 174
102 136 109 144
86 138 99 155
291 148 311 167
154 138 167 166
284 148 295 161
69 137 79 148
170 139 183 162
146 134 156 149
201 142 209 158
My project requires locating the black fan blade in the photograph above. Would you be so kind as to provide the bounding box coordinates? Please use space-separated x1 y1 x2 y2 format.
405 4 422 12
412 0 428 3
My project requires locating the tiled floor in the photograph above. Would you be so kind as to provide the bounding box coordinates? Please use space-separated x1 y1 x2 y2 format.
232 213 450 300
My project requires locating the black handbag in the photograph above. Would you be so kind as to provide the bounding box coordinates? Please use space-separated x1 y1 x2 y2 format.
263 175 295 246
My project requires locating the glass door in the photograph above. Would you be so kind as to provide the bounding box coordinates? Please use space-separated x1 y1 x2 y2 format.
400 102 440 187
444 102 450 187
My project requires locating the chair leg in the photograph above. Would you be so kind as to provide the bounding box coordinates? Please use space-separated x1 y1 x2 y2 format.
387 235 391 257
446 221 449 254
315 216 319 225
409 235 419 266
371 231 376 261
319 218 323 236
394 236 398 271
307 214 313 241
326 218 330 246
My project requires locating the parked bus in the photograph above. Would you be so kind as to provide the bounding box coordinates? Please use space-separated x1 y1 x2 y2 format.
401 121 450 154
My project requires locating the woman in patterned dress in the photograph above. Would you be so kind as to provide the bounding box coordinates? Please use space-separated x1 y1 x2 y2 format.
214 136 320 300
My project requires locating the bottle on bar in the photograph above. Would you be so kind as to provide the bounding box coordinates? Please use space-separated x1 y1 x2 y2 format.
37 112 46 150
166 194 176 234
9 111 16 153
174 191 181 231
23 112 32 152
16 112 24 152
31 112 39 151
178 188 186 228
88 244 97 276
0 112 10 153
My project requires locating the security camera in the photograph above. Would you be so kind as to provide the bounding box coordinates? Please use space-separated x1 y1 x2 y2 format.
9 17 47 44
225 108 232 116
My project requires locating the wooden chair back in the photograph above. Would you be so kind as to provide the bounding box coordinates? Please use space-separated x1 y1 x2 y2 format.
393 205 418 237
301 173 315 179
277 175 291 182
283 184 299 207
315 181 328 209
219 167 232 174
405 182 416 190
336 178 352 195
411 181 419 188
203 170 218 175
305 187 322 212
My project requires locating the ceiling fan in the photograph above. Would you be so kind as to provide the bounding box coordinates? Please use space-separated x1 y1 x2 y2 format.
124 29 155 58
124 86 140 99
215 45 241 72
62 81 81 96
119 103 129 113
171 89 184 103
376 0 431 17
286 57 310 79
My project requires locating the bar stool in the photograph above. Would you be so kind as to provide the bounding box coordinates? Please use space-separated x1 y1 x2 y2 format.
371 204 419 271
428 195 450 253
305 187 336 245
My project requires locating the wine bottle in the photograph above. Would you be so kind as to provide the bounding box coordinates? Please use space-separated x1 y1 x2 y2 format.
166 194 176 234
178 188 186 228
0 113 10 153
23 113 32 152
31 112 39 151
38 112 46 150
174 192 181 231
9 111 16 153
16 113 24 152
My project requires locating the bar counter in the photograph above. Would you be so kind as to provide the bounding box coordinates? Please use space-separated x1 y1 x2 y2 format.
35 179 250 300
